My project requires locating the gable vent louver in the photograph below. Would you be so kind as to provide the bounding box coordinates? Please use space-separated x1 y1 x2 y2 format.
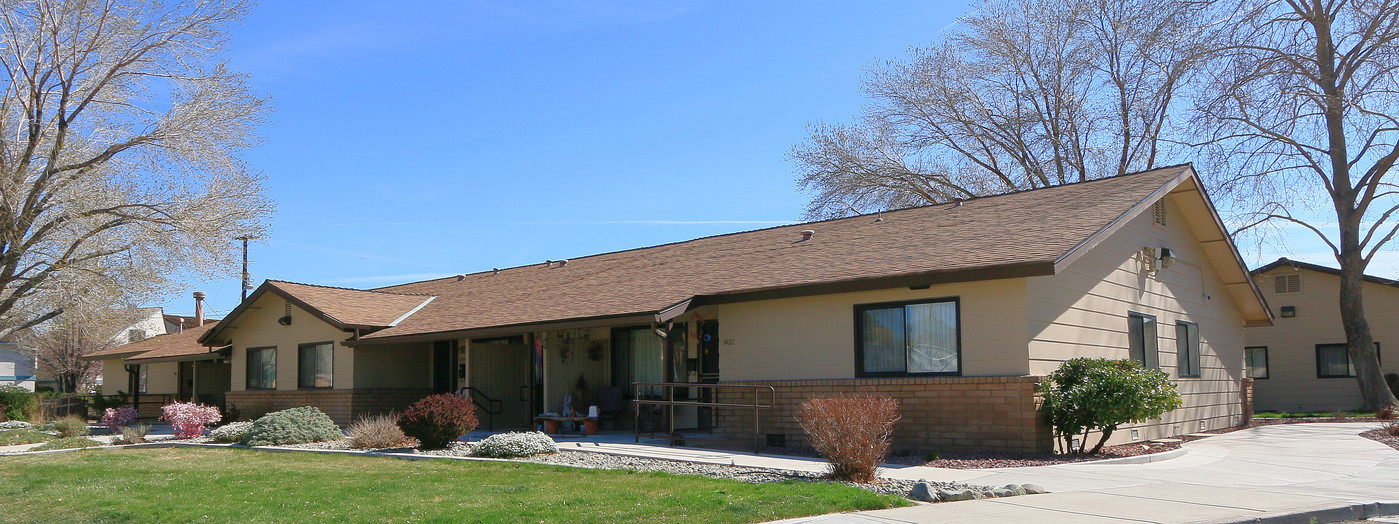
1153 200 1167 228
1274 273 1301 294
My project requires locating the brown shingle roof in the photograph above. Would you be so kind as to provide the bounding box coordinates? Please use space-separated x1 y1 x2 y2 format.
358 165 1195 341
263 281 434 328
84 324 217 361
199 281 436 346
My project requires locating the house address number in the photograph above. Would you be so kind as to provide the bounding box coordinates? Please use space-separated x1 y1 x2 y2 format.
722 338 735 346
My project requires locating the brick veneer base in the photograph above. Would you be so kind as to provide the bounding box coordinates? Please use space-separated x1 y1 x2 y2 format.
714 376 1051 453
225 389 433 425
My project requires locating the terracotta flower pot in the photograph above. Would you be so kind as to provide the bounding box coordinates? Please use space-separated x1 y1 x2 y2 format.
544 420 562 434
582 419 598 436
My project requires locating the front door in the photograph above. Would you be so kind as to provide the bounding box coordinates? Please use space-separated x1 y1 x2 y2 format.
469 341 532 428
698 320 719 429
177 361 195 402
432 340 458 394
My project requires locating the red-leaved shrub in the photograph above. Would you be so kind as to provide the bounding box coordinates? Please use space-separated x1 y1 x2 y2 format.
1378 405 1395 421
397 394 477 449
794 394 900 482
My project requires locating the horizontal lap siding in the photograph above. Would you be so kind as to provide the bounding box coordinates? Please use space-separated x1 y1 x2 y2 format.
1247 268 1399 411
1028 195 1248 445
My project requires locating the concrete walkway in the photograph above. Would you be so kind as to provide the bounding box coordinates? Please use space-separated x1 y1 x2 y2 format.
775 422 1399 523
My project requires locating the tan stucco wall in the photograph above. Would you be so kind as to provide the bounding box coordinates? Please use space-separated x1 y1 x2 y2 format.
100 359 130 394
1027 194 1248 444
1246 267 1399 411
353 343 431 389
716 278 1030 381
227 292 354 392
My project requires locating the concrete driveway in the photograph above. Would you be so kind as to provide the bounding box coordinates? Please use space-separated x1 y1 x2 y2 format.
779 422 1399 523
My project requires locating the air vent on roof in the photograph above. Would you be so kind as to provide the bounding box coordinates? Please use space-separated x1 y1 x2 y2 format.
1153 200 1167 228
799 230 815 241
1274 273 1301 294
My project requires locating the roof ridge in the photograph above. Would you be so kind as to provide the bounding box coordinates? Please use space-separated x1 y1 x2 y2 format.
268 279 435 297
374 164 1194 291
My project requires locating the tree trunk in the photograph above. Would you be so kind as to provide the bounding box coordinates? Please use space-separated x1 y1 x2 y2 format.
1337 246 1397 411
1088 426 1114 454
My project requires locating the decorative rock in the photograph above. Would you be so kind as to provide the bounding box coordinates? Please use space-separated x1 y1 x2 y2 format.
1022 483 1048 494
992 488 1015 497
1003 484 1028 496
908 482 937 502
938 489 978 502
980 490 995 499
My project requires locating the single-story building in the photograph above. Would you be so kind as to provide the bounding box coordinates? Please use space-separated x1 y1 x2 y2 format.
1246 258 1398 412
82 293 228 417
0 341 36 391
199 164 1270 452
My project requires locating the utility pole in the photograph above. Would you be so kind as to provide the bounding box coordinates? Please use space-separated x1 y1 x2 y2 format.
236 236 257 301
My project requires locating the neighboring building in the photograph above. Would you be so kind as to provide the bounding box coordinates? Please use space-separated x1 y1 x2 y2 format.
0 342 36 391
198 165 1271 453
1247 258 1399 412
82 292 228 416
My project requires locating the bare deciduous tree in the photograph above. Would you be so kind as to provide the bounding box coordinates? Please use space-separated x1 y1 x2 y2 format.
0 0 272 339
789 0 1210 218
1200 0 1399 410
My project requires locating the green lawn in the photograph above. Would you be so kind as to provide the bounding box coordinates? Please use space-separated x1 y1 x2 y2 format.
0 447 907 523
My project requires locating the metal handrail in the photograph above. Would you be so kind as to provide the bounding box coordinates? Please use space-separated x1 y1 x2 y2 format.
457 387 503 431
632 382 775 453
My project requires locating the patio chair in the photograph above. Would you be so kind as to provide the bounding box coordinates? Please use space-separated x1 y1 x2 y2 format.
597 386 624 429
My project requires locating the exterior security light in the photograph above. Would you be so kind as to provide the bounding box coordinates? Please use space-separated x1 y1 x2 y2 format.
1159 247 1176 269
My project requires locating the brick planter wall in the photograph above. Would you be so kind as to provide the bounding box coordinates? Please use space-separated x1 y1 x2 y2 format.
225 389 433 425
714 376 1050 453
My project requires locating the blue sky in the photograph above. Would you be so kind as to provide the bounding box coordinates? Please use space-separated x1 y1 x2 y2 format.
154 0 1351 318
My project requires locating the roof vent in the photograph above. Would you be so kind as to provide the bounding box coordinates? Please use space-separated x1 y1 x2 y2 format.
492 268 500 275
456 274 465 281
799 230 815 241
544 259 553 267
954 198 964 207
557 259 568 267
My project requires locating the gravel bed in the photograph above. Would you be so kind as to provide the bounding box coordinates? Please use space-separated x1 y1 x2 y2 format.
278 440 994 498
1361 427 1399 451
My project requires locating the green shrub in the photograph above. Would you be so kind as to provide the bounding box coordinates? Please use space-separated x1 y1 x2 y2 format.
471 431 558 458
1039 357 1182 454
209 421 254 443
398 394 477 450
0 429 54 445
0 385 36 421
33 437 103 451
240 407 342 446
52 415 89 438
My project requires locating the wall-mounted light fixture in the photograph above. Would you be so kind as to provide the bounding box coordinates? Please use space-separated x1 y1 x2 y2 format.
1159 247 1176 269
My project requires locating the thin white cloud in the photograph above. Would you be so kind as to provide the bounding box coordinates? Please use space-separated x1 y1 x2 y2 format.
273 240 453 270
300 219 798 227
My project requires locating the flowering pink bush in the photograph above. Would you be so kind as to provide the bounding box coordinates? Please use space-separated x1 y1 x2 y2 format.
161 402 222 439
101 407 138 431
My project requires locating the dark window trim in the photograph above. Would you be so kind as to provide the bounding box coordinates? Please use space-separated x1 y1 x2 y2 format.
246 346 277 390
1245 346 1269 380
1316 342 1380 378
854 296 962 378
297 341 335 390
1128 311 1159 369
1176 320 1201 378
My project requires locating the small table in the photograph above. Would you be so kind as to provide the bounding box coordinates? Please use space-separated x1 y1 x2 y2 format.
535 416 598 435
